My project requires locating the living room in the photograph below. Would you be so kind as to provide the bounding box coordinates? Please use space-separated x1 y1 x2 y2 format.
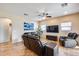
0 3 79 56
38 12 79 56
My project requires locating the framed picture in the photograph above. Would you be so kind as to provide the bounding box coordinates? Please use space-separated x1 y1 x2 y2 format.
24 22 34 30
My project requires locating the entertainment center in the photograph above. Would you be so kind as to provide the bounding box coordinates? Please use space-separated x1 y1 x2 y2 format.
46 25 59 33
46 35 58 41
46 25 59 42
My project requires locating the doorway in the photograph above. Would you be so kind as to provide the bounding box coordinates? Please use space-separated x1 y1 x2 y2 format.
0 18 12 43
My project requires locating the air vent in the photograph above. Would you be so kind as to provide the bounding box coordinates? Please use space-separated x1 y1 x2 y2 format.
24 13 28 16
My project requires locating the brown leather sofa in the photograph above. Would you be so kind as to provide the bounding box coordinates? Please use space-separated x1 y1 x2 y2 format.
22 32 45 56
22 33 30 49
22 32 58 56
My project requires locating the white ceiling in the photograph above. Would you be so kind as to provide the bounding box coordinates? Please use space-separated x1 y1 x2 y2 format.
0 3 79 21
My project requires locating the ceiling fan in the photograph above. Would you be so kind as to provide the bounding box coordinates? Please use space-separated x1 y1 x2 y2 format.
36 10 52 19
61 3 68 7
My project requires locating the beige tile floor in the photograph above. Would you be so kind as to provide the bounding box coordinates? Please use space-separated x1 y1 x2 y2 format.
0 42 37 56
59 46 79 56
0 42 79 56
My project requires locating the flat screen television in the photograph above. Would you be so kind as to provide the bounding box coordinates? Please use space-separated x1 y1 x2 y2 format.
46 25 59 33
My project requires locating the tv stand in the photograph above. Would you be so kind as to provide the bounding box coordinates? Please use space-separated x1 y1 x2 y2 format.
46 35 58 41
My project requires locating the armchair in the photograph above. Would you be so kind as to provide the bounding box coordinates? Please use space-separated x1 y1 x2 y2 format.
59 32 78 48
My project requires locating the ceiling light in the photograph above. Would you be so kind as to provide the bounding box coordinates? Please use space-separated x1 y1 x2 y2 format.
64 11 68 15
42 16 46 19
38 16 46 21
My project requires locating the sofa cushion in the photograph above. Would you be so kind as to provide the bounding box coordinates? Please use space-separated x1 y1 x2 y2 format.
65 39 77 48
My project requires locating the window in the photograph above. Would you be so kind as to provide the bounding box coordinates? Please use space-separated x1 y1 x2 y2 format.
60 22 72 31
41 24 46 31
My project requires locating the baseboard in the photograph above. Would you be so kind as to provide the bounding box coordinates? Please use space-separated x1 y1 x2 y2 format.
13 41 23 45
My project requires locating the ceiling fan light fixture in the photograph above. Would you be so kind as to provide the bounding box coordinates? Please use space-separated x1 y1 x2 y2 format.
42 16 46 19
61 3 68 7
